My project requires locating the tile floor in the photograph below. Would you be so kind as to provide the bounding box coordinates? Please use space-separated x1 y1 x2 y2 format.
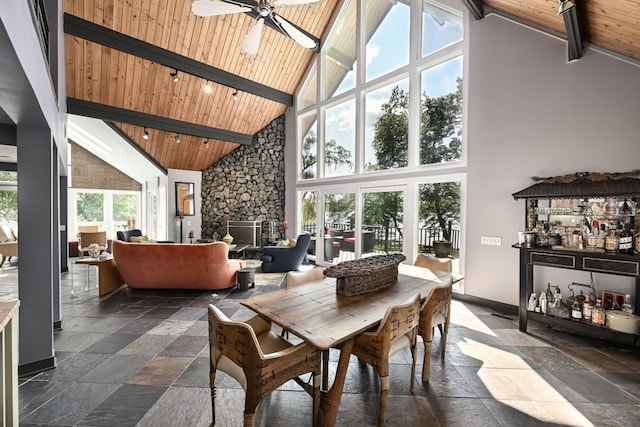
6 259 640 426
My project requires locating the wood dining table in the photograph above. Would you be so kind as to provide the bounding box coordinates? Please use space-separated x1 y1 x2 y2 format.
241 263 462 426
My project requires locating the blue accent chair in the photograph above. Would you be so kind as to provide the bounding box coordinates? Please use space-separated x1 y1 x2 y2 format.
117 229 143 242
260 233 311 273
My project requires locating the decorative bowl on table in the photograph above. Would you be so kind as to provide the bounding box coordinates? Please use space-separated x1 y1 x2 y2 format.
323 253 406 296
87 243 101 259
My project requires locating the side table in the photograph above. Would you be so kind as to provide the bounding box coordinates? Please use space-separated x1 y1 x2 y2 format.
237 267 256 292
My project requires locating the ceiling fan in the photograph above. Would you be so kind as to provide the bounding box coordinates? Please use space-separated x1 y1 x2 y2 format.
192 0 320 55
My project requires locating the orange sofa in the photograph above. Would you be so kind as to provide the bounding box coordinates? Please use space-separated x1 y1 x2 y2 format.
112 240 245 290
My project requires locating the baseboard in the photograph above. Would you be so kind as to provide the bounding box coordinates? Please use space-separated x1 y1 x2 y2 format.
19 356 56 378
453 293 518 315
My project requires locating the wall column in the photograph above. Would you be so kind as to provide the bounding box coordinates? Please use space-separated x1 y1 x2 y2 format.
17 126 56 375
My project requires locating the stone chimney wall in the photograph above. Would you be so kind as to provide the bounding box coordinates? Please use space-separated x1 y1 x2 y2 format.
201 115 286 245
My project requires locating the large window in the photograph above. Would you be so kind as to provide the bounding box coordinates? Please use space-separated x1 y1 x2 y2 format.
365 78 409 172
324 99 355 178
71 189 140 238
365 0 410 82
296 0 465 270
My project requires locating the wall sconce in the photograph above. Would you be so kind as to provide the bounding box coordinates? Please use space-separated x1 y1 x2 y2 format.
142 127 149 140
558 0 583 61
170 69 179 83
175 133 181 144
232 88 238 101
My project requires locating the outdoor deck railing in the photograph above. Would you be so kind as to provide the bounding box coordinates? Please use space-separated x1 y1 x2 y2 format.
302 222 460 253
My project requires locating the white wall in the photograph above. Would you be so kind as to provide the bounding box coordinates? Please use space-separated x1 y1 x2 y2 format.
465 14 640 305
168 169 202 243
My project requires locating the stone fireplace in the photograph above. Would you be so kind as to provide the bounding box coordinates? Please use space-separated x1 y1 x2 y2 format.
201 115 285 246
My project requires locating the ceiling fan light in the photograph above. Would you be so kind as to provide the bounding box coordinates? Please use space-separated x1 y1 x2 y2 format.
143 127 149 140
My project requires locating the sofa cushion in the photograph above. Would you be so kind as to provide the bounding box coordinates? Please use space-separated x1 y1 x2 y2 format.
129 235 154 243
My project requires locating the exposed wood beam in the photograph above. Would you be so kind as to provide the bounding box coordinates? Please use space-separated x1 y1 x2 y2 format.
67 98 253 146
63 13 293 106
104 123 168 175
462 0 484 20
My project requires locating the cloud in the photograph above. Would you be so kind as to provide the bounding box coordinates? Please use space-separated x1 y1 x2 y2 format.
366 44 380 67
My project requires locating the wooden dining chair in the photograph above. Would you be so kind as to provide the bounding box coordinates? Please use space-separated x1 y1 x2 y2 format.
414 253 454 382
351 294 421 427
208 305 320 427
285 266 325 287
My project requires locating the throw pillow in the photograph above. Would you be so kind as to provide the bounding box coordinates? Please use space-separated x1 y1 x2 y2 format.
129 235 149 242
276 239 289 247
288 239 297 247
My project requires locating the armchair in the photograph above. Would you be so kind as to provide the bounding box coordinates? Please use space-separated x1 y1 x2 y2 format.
208 305 320 426
413 253 454 381
260 233 311 273
352 294 421 426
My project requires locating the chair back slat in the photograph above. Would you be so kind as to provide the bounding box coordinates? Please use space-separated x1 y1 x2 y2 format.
209 305 261 367
375 294 421 344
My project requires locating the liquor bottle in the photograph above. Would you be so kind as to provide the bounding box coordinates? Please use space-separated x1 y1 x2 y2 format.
582 294 593 321
571 298 582 321
619 222 633 255
621 294 634 314
528 293 537 311
605 229 619 253
592 298 606 326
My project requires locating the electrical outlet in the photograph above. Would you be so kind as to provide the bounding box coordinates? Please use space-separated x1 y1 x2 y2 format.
481 236 502 246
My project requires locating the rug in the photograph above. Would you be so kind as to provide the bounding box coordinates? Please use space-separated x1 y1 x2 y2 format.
254 271 286 287
244 260 286 287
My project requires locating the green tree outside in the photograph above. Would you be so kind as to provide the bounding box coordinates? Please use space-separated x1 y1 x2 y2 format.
371 79 462 242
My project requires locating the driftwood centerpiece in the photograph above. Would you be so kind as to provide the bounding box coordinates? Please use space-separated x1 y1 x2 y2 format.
323 254 406 296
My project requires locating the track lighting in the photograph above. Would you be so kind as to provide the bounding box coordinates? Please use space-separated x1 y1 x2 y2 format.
142 127 149 140
203 138 210 148
204 80 212 93
232 88 238 101
175 133 181 144
170 69 179 83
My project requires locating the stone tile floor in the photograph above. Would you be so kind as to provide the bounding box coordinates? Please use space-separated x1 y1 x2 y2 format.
5 259 640 426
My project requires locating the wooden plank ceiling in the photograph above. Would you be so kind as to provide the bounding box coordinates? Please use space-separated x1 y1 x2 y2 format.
64 0 339 171
64 0 640 172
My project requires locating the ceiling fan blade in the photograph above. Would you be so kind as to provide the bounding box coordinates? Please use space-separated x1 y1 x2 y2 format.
273 0 320 6
191 0 254 17
243 18 265 55
271 13 318 50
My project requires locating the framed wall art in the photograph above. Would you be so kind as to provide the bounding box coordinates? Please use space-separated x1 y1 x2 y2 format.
175 182 195 216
